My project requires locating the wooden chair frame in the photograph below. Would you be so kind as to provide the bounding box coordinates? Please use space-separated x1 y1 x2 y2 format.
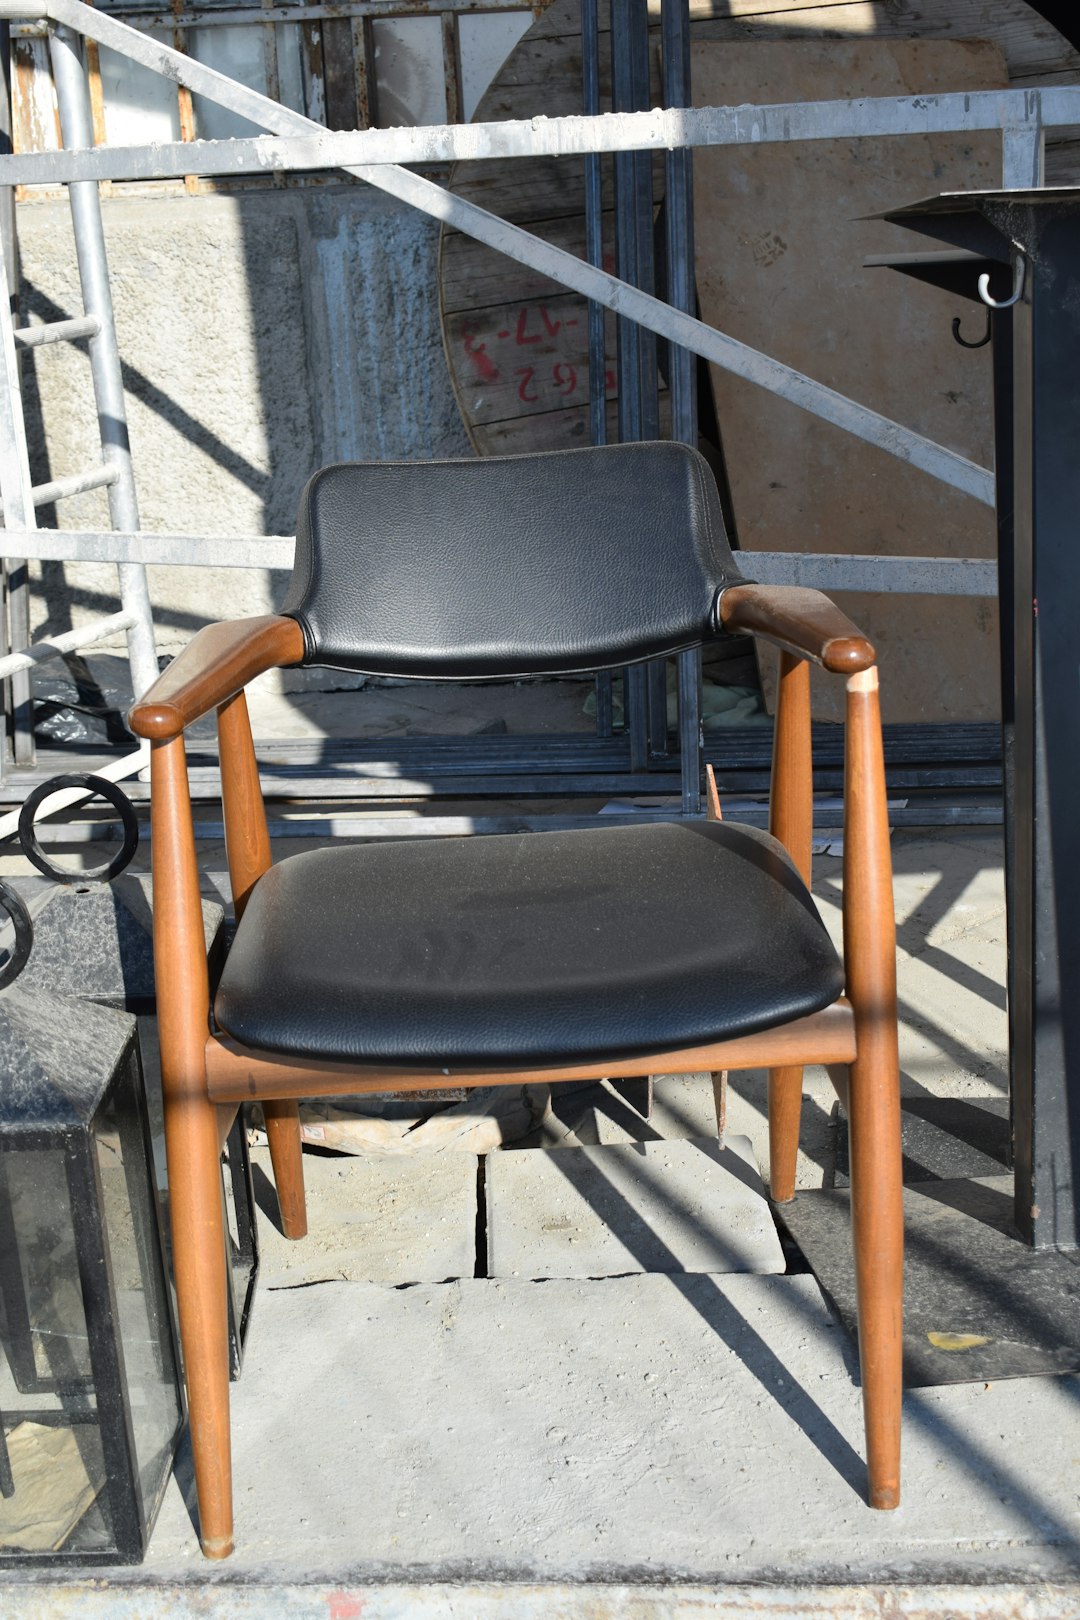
129 581 902 1559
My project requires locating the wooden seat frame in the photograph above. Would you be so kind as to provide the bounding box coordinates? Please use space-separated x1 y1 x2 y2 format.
130 581 902 1559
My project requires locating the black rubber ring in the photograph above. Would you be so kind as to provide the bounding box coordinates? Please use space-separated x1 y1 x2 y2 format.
0 879 33 989
18 773 140 885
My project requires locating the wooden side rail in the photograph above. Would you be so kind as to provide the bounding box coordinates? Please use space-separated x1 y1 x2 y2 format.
203 1001 859 1104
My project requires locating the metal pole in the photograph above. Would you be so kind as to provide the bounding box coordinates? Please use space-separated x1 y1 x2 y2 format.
581 0 614 738
47 23 159 703
0 227 36 768
661 0 701 814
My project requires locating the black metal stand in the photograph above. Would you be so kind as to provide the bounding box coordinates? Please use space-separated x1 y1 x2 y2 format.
877 189 1080 1252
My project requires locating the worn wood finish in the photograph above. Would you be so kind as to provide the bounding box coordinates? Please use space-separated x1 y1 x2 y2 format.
843 665 903 1510
203 1002 858 1105
129 615 305 740
720 584 875 674
151 736 233 1558
217 689 308 1241
767 652 814 1201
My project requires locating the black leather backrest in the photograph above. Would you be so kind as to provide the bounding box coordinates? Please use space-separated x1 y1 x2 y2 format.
281 441 744 678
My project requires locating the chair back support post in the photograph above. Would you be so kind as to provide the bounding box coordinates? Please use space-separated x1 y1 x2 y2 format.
766 650 814 1203
842 664 903 1510
215 691 307 1239
217 690 272 921
150 735 235 1557
768 650 813 882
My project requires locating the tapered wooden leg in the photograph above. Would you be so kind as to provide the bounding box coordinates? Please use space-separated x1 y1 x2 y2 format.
151 735 233 1557
263 1099 308 1239
767 1065 803 1203
844 667 903 1511
166 1093 235 1556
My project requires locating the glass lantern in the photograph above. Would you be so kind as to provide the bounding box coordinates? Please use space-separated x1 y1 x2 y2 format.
0 986 183 1565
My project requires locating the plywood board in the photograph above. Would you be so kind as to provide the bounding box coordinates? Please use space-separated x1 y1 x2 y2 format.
692 39 1009 722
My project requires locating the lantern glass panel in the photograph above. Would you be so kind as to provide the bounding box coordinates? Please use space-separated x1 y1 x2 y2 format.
0 1145 113 1556
94 1045 181 1516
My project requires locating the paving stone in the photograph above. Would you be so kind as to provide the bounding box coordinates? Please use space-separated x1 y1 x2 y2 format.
486 1134 785 1278
251 1145 478 1286
782 1175 1080 1386
553 1074 722 1148
832 1093 1010 1187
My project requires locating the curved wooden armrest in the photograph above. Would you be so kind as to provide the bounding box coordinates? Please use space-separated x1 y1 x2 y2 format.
129 615 305 740
718 583 875 674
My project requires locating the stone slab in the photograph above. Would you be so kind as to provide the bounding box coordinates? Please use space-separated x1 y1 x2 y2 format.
10 874 224 1010
782 1176 1080 1386
250 1145 478 1287
117 1272 1080 1584
832 1094 1010 1187
566 1073 723 1148
486 1135 785 1278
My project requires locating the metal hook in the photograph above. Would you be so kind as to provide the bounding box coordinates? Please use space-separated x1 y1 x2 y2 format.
978 253 1025 310
952 309 992 349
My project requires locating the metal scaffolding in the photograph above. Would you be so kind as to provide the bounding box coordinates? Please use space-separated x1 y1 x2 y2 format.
0 0 1072 835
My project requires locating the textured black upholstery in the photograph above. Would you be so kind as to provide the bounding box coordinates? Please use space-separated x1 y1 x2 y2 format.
280 442 743 678
215 821 844 1067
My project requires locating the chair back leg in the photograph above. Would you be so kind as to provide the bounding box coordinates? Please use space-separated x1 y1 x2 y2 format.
263 1100 308 1239
767 1065 804 1203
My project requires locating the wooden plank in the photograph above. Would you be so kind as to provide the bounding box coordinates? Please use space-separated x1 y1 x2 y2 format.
693 38 1007 726
443 291 606 426
1045 137 1080 186
321 14 359 130
689 2 1080 80
475 394 670 456
441 211 609 310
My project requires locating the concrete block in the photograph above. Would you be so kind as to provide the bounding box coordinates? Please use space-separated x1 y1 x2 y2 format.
563 1073 722 1148
250 1145 478 1287
486 1135 784 1278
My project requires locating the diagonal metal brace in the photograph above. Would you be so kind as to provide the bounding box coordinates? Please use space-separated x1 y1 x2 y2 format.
24 0 996 507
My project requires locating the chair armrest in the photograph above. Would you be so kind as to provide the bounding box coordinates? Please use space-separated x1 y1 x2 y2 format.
129 615 305 740
717 583 875 674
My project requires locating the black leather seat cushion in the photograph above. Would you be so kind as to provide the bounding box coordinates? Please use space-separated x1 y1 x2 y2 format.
215 822 844 1068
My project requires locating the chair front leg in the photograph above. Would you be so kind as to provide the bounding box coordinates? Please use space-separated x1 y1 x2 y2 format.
767 651 814 1202
843 665 903 1511
153 735 234 1557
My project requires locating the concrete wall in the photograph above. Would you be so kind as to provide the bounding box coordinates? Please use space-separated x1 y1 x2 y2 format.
16 181 472 664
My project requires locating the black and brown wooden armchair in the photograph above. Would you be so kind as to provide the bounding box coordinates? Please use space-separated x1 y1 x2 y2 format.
129 442 902 1559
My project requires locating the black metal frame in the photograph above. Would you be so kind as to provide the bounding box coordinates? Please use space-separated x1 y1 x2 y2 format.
878 188 1080 1252
0 1028 184 1566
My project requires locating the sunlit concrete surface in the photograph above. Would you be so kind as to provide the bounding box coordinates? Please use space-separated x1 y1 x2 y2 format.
2 683 1073 1616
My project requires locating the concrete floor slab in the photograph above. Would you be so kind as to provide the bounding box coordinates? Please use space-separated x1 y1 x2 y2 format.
48 1269 1080 1590
249 1145 478 1286
486 1135 785 1278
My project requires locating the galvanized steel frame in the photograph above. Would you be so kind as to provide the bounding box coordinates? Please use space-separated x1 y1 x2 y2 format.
0 0 1059 822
